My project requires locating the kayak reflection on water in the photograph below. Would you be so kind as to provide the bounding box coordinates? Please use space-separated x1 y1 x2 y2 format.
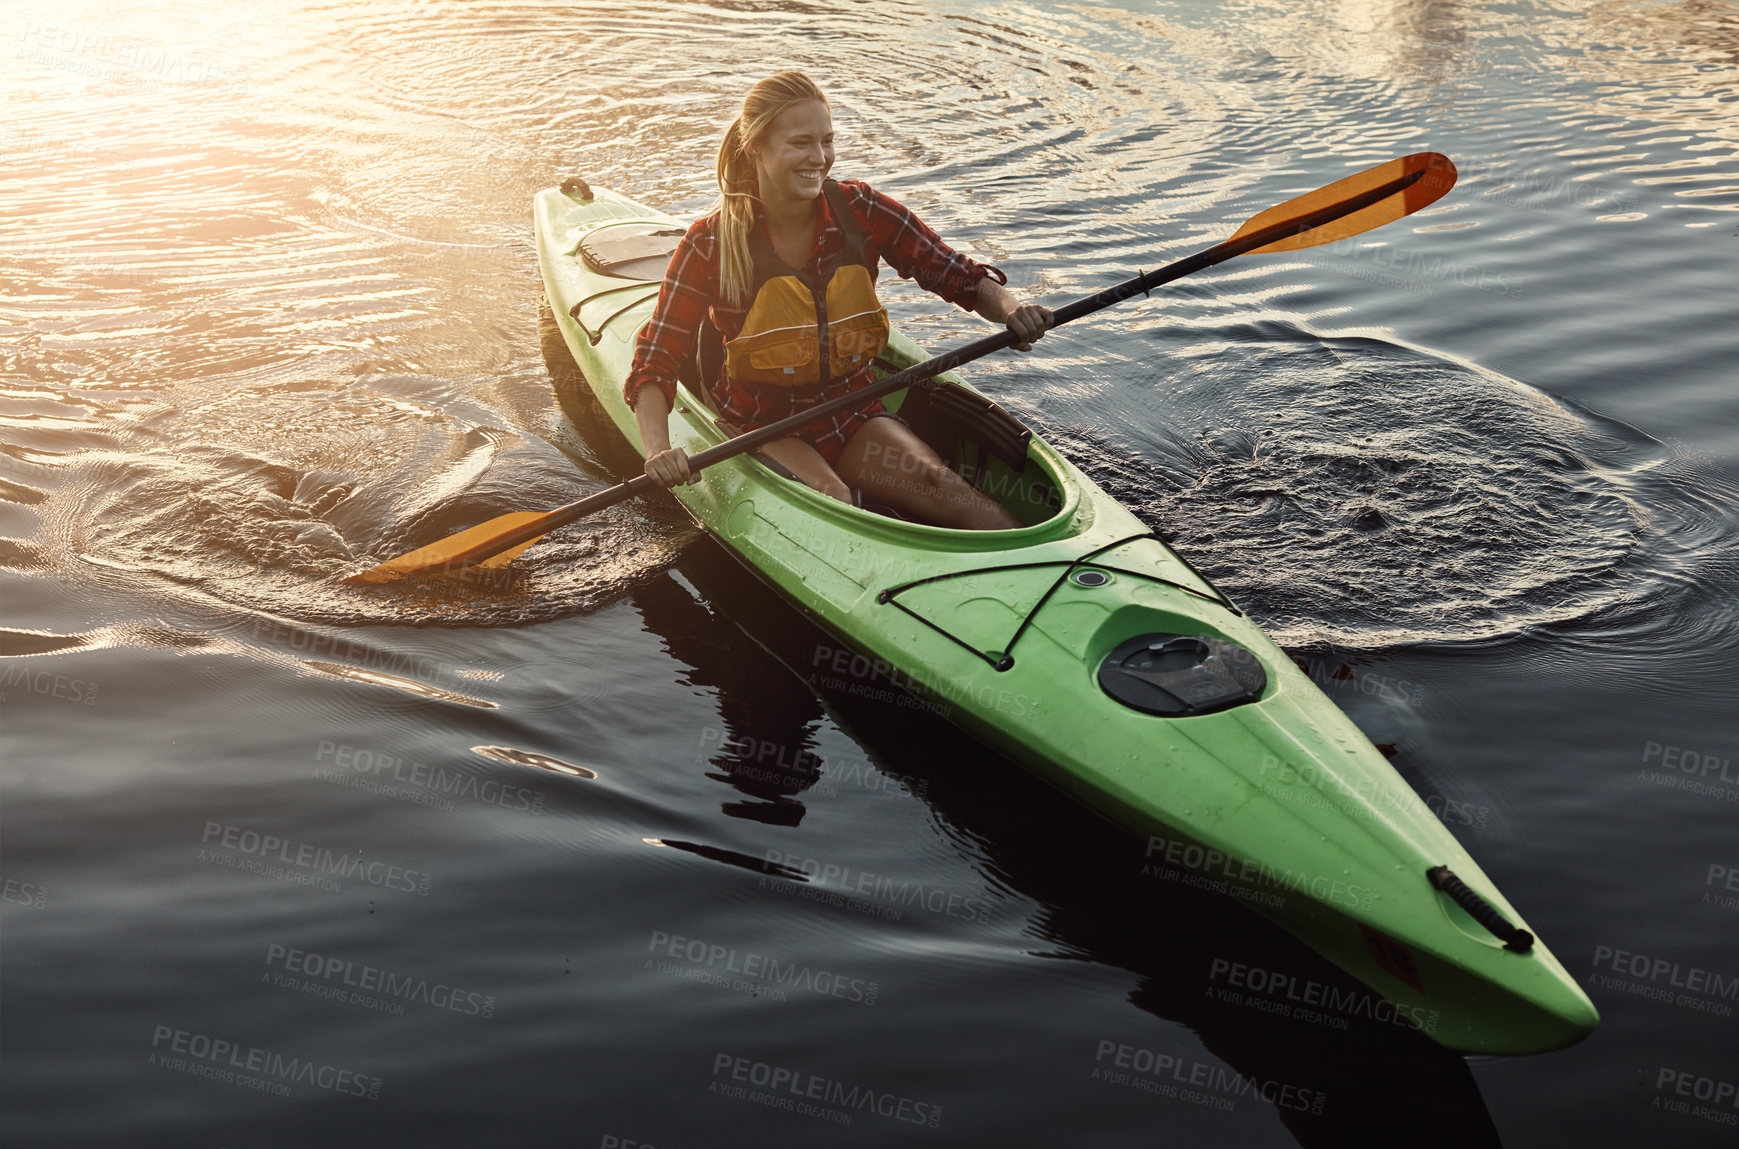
632 569 827 828
666 540 1504 1149
627 71 1051 529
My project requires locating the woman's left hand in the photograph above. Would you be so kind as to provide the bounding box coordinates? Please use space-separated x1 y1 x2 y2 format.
1005 303 1053 352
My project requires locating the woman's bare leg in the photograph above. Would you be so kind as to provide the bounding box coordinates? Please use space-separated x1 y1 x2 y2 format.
837 417 1021 530
756 435 854 503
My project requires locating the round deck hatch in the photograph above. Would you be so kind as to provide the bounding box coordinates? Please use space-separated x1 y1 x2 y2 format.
1097 633 1267 717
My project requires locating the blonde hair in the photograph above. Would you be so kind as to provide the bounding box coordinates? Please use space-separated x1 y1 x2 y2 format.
716 71 828 306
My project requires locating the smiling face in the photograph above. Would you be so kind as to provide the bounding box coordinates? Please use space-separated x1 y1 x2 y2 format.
750 98 835 209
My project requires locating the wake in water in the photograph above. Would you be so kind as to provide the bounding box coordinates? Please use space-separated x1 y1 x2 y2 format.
1046 327 1738 650
25 379 687 629
16 324 1732 662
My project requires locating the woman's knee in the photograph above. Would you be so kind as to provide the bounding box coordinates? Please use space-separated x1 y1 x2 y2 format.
807 474 853 503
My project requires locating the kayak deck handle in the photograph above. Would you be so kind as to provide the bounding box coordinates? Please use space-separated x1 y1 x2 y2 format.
1428 865 1534 953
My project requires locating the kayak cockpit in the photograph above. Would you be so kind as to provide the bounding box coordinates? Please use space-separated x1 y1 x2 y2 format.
878 378 1064 527
672 326 1069 530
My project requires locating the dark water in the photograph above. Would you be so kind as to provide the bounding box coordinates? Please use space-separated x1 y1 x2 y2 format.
4 1 1737 1145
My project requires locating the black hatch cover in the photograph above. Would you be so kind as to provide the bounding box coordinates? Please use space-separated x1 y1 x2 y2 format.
1097 633 1267 717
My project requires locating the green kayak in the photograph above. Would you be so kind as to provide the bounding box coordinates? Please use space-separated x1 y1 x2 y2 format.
533 181 1598 1055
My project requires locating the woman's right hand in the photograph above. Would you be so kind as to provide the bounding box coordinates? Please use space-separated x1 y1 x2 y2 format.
645 445 693 487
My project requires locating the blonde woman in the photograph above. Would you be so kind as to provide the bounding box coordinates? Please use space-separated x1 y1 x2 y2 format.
624 72 1051 530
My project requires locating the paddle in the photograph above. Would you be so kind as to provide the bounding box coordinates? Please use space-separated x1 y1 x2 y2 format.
346 151 1456 583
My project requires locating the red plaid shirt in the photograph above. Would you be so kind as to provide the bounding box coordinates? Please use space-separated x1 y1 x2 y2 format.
624 180 997 461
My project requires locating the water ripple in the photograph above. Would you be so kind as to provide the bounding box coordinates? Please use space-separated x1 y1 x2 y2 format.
1042 329 1736 651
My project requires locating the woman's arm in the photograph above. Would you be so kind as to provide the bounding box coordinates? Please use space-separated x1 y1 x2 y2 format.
634 387 693 486
624 219 719 487
841 181 1053 350
972 276 1054 352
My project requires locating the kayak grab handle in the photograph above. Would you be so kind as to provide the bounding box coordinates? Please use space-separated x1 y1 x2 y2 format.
1428 866 1533 953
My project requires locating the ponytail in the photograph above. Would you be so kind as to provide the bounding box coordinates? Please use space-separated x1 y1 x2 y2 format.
714 71 828 307
715 118 760 308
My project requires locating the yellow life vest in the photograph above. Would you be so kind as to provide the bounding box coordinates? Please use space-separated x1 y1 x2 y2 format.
724 181 891 388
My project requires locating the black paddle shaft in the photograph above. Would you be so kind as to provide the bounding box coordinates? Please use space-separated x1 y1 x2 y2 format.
450 167 1424 563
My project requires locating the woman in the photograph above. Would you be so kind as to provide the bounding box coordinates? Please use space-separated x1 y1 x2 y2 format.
624 71 1053 531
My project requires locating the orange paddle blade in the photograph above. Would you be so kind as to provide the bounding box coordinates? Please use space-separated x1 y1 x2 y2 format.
343 512 551 585
1229 152 1457 254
